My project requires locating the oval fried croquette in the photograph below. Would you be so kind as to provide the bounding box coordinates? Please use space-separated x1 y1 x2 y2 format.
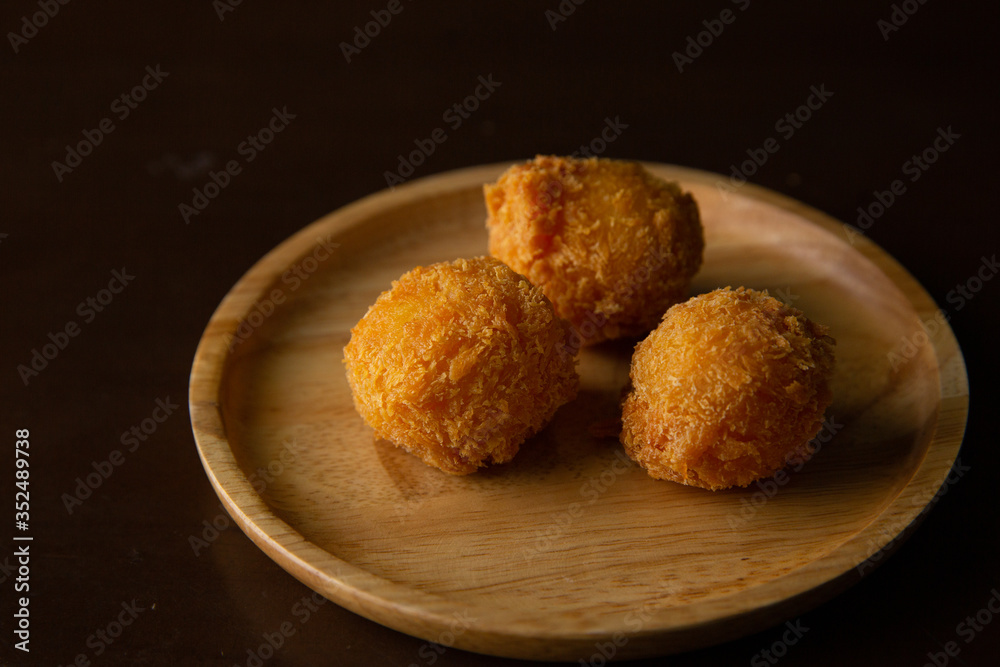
485 155 704 347
621 287 835 490
343 256 579 475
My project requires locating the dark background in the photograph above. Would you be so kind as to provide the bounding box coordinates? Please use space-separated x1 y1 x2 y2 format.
2 1 998 665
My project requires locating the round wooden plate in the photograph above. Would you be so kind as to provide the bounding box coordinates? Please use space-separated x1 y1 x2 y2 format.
189 163 968 661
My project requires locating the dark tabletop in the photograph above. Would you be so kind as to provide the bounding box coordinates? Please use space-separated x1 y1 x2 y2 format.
2 1 998 665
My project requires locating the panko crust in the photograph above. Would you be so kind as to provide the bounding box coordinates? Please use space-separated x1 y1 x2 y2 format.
621 287 835 490
485 155 704 347
343 256 579 475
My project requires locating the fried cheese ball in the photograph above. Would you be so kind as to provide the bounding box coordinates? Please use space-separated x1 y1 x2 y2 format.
343 256 579 475
621 287 835 490
485 155 704 347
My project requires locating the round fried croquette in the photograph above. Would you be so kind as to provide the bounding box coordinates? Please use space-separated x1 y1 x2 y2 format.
485 155 704 347
343 256 579 475
620 287 835 490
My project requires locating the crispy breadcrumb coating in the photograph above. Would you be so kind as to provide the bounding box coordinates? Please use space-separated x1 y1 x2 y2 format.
344 256 579 475
621 287 835 490
485 155 704 347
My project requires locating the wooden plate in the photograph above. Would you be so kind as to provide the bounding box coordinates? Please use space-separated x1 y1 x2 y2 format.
189 163 968 661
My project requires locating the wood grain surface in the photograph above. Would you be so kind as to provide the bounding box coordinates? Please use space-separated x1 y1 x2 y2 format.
189 163 968 660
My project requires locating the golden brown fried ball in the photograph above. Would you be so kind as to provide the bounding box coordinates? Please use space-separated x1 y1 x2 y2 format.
485 155 704 348
343 256 579 475
621 287 835 490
